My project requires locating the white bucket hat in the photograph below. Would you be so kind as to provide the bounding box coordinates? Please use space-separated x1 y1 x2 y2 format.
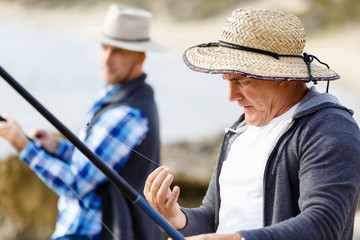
86 4 167 52
183 8 339 82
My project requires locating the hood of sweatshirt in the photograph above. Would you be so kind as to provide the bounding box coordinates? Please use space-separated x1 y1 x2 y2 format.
292 86 353 119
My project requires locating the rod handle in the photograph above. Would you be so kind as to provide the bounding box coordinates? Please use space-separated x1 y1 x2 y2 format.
135 197 185 240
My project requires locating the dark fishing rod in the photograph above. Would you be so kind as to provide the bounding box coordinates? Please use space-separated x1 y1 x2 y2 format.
0 65 185 240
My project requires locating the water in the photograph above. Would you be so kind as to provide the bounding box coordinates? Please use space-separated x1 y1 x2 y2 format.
0 21 242 157
1 22 360 158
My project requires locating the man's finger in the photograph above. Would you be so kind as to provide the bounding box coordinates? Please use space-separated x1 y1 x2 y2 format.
144 166 167 194
150 167 171 193
167 185 180 208
157 173 174 202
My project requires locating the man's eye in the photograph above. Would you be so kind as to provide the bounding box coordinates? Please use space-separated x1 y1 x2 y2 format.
237 81 249 87
111 48 120 54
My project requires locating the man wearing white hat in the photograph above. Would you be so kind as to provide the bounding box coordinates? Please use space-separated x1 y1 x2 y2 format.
0 4 165 240
144 8 360 240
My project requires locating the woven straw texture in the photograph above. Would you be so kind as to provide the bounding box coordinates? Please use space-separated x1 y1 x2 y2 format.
183 8 339 81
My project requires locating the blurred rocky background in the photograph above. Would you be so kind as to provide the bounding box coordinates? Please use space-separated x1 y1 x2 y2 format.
0 156 58 240
0 134 223 239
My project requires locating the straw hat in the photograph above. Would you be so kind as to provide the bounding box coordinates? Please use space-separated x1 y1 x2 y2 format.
183 8 339 82
86 4 167 52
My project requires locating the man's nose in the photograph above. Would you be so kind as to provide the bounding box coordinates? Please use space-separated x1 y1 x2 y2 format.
101 49 113 65
228 81 243 102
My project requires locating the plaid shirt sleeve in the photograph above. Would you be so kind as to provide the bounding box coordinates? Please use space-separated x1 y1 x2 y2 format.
53 139 75 162
19 106 148 198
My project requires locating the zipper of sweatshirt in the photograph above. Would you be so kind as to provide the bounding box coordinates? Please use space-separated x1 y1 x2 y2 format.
215 130 234 228
261 118 296 226
215 124 247 228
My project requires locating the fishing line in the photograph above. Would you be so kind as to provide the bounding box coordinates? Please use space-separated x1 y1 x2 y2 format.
26 122 161 239
86 122 160 167
0 116 119 240
25 121 161 240
28 138 120 240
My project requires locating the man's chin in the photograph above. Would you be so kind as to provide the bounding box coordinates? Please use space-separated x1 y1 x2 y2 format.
105 76 124 85
244 114 260 126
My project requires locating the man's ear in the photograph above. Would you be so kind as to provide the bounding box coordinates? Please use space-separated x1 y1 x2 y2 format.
138 52 146 64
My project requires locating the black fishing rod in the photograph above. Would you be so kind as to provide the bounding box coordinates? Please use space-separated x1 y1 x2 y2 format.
0 65 185 240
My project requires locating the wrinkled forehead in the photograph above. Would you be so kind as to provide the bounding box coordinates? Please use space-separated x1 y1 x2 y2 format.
222 74 251 81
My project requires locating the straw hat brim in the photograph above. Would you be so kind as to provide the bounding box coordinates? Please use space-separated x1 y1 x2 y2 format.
85 28 167 52
183 42 340 81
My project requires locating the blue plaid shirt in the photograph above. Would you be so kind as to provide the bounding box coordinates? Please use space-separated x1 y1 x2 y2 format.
19 84 149 240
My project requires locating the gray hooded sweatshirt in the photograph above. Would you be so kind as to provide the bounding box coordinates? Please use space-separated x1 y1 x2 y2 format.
180 87 360 240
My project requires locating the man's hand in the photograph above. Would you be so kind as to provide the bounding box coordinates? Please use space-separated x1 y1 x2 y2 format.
28 128 60 153
178 233 242 240
144 166 187 230
0 113 29 152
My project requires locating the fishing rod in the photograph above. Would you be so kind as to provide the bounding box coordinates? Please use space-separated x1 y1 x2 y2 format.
0 65 185 240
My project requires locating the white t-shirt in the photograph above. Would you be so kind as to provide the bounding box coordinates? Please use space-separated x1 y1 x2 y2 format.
217 103 299 233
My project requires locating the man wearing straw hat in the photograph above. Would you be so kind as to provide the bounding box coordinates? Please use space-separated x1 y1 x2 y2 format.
0 4 165 240
144 8 360 240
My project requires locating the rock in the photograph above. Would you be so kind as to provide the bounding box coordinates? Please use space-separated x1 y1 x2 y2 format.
0 156 58 240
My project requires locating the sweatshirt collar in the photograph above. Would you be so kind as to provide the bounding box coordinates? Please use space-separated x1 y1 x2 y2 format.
292 86 353 119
